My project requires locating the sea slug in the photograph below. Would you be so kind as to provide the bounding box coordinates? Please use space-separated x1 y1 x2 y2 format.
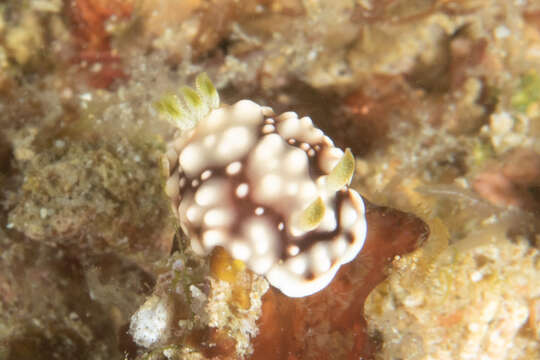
160 74 367 297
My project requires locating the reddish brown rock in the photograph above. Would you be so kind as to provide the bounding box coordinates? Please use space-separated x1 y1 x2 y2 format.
250 203 428 360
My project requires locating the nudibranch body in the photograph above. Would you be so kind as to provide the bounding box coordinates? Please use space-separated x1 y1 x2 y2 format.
161 74 367 297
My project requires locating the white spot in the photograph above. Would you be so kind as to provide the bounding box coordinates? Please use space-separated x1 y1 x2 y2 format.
217 126 253 162
261 106 275 117
299 116 313 127
260 174 282 197
340 190 367 264
318 207 337 232
266 262 340 298
277 111 297 121
277 114 300 138
283 148 308 175
340 202 358 229
230 240 251 261
300 142 310 151
179 143 204 177
186 206 203 223
252 134 285 165
285 182 299 195
251 233 270 256
331 236 348 258
307 149 315 157
319 147 344 174
287 254 307 275
287 245 300 256
249 254 275 274
254 207 264 215
262 124 275 134
200 169 212 180
236 183 249 198
226 161 242 175
232 100 263 125
288 139 296 145
202 230 225 248
195 181 224 206
245 218 276 256
297 180 318 203
288 224 305 238
310 242 332 275
191 179 199 187
277 222 284 231
203 208 233 227
179 177 186 188
204 108 227 128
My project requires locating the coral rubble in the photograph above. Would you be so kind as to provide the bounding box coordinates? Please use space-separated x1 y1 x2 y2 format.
365 219 540 360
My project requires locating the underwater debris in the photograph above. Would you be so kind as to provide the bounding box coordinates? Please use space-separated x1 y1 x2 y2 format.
160 73 367 298
127 245 269 359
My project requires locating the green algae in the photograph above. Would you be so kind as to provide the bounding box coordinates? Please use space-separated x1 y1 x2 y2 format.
511 70 540 113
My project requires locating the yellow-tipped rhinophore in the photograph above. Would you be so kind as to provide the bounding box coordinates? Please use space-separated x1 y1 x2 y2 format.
180 86 208 123
155 73 220 130
298 196 326 231
196 72 220 109
155 94 183 119
326 148 355 192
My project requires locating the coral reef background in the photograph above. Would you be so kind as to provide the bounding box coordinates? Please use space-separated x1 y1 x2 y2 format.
0 1 538 359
